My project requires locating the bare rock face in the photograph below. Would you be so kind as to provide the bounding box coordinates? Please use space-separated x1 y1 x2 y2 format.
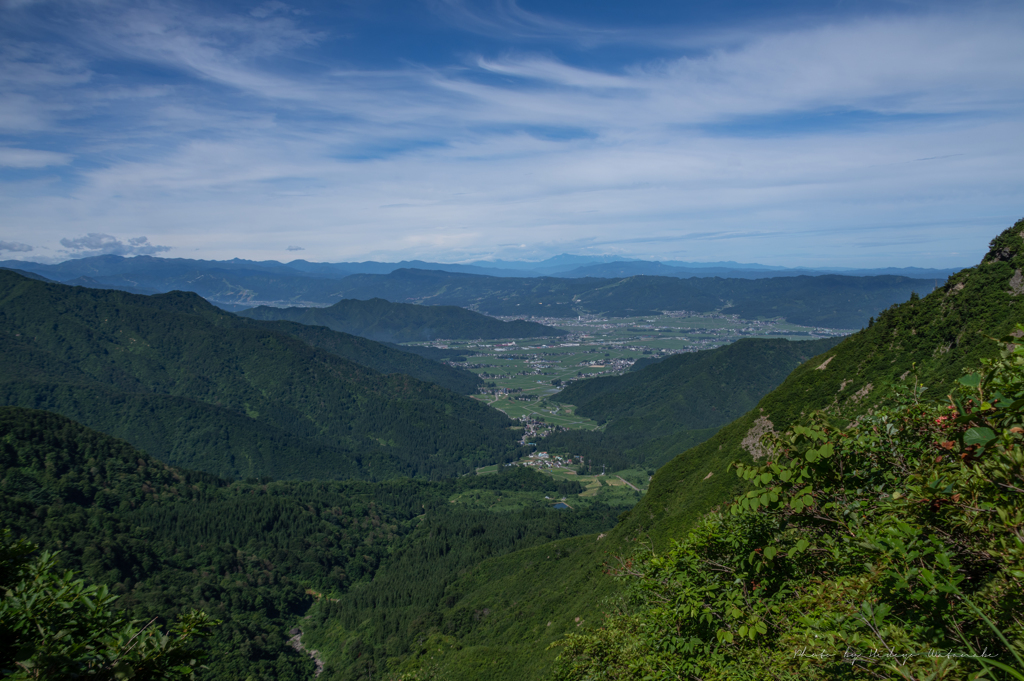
990 247 1015 262
741 414 776 461
1009 269 1024 296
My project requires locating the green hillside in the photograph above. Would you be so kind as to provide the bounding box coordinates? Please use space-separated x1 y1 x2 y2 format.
0 407 616 679
371 219 1024 679
546 337 841 470
250 319 482 394
332 269 928 327
238 297 566 342
0 271 517 480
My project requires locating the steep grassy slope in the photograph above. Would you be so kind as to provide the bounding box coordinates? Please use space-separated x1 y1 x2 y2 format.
0 271 519 480
551 345 1024 679
238 297 566 343
373 219 1024 680
626 220 1024 546
332 269 927 327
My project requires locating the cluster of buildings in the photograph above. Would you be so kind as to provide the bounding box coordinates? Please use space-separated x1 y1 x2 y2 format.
507 452 581 470
516 416 568 443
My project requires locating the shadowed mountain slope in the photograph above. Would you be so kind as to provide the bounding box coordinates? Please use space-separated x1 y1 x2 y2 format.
237 297 566 343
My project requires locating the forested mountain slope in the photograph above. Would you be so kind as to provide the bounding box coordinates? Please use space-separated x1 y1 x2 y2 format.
246 319 481 394
238 297 565 343
546 337 841 470
330 269 928 327
371 219 1024 680
0 407 616 680
557 338 841 425
0 271 517 480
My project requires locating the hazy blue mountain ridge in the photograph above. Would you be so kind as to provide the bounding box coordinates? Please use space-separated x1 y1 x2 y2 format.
330 269 931 327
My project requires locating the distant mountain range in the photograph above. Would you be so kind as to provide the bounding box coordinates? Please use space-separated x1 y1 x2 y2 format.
328 269 931 328
556 261 960 280
1 254 943 328
1 252 959 289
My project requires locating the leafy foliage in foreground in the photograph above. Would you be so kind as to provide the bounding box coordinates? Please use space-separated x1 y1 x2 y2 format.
552 329 1024 680
238 297 566 343
0 531 217 680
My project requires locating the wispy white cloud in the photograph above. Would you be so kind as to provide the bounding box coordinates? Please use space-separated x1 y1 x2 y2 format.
0 1 1021 267
0 147 73 168
427 0 619 45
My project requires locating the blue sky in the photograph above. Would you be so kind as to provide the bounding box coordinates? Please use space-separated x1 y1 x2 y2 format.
0 0 1022 267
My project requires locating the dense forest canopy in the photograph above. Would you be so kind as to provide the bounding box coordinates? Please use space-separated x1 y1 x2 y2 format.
0 407 618 679
0 271 518 480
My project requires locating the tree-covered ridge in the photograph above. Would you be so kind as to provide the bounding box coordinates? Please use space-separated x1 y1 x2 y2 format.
552 329 1024 680
301 499 622 680
330 268 928 327
0 271 519 480
238 297 566 343
544 337 841 471
249 319 482 394
0 406 620 680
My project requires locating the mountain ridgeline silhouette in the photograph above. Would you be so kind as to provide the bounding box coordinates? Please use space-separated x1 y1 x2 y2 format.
237 297 566 343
